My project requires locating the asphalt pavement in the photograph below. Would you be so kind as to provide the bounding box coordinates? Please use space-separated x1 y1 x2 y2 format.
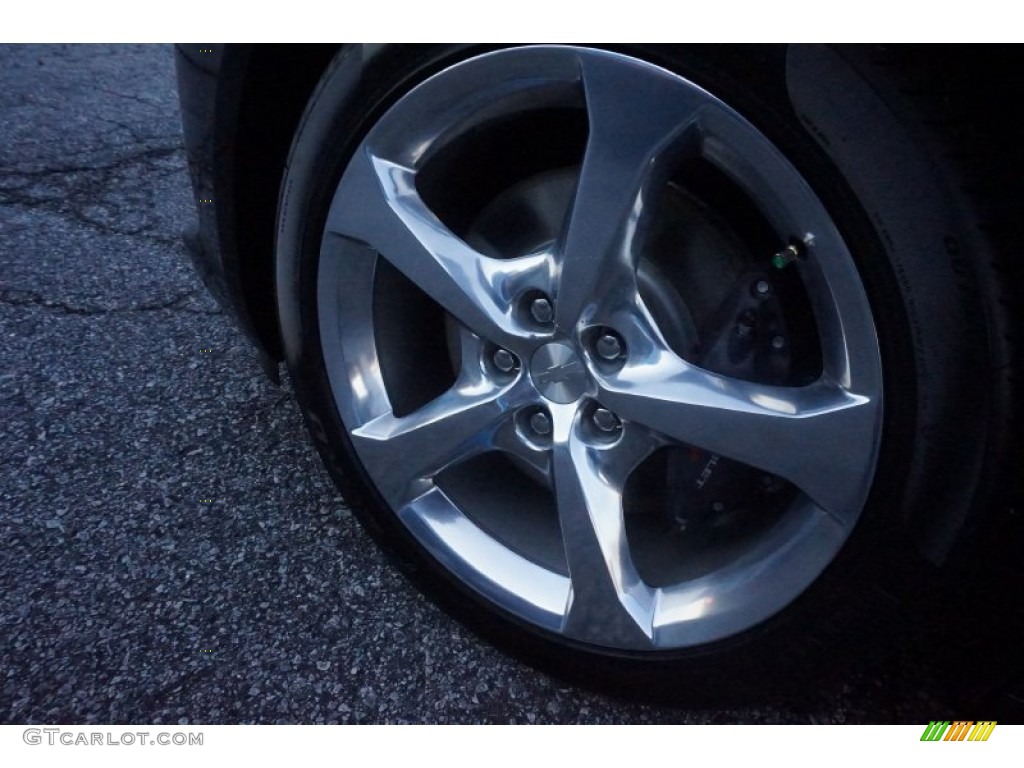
0 43 1001 724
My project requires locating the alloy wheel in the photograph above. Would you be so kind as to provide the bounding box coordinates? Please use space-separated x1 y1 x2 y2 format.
315 46 883 651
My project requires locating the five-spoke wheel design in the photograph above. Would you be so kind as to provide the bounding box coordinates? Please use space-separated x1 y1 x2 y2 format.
316 46 883 651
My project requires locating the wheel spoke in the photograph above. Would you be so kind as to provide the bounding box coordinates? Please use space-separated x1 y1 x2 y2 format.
554 55 707 329
351 379 524 507
327 147 550 350
491 418 553 481
549 405 657 648
598 351 879 525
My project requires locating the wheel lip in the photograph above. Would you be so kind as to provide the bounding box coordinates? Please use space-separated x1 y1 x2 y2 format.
314 45 884 652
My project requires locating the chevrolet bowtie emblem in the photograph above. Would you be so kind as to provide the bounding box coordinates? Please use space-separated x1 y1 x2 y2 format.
535 358 585 385
530 343 588 403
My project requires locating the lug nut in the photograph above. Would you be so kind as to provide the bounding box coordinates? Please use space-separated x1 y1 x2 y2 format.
492 348 517 373
529 411 552 436
595 332 624 361
592 408 620 432
529 296 554 324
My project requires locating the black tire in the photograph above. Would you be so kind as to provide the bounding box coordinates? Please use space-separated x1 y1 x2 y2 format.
275 44 1017 700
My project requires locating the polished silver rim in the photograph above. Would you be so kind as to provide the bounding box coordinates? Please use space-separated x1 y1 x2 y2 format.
317 46 883 651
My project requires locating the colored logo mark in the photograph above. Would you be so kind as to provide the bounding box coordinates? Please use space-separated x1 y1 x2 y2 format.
920 721 997 742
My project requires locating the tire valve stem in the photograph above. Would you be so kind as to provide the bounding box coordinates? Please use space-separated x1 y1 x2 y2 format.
771 233 814 270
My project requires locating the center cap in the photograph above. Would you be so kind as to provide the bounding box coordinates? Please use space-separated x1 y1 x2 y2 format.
530 343 588 403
